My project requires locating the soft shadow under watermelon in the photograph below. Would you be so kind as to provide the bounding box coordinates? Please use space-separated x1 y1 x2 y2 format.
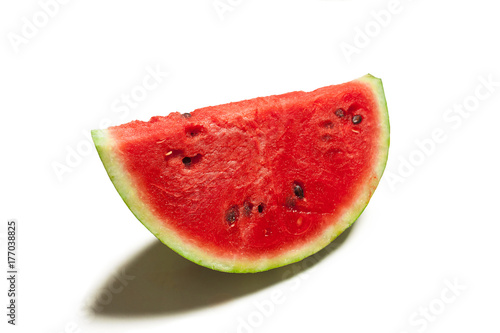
91 218 357 317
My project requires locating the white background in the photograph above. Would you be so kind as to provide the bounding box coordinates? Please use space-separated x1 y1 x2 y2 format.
1 0 500 332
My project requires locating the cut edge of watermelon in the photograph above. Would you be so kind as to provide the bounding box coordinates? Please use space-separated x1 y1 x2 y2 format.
91 73 389 273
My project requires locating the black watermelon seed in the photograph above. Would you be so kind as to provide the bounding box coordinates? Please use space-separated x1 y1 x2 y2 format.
335 108 345 118
352 115 362 124
258 203 265 213
181 113 191 118
243 201 254 216
293 184 304 199
226 206 239 224
321 120 334 129
286 196 296 208
182 157 191 165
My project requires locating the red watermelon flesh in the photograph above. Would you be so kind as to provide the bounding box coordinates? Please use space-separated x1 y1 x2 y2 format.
92 74 389 272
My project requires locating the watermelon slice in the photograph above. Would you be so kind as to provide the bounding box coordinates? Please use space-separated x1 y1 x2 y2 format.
92 74 389 273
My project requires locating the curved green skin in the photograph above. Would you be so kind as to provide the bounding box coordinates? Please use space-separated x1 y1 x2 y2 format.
91 74 390 273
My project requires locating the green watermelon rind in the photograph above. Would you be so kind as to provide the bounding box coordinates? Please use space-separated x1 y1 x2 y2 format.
91 74 390 273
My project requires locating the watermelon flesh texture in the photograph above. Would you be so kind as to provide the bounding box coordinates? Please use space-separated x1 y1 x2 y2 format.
92 74 389 273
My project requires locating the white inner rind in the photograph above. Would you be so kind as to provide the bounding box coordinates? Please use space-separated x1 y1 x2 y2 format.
91 74 390 273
